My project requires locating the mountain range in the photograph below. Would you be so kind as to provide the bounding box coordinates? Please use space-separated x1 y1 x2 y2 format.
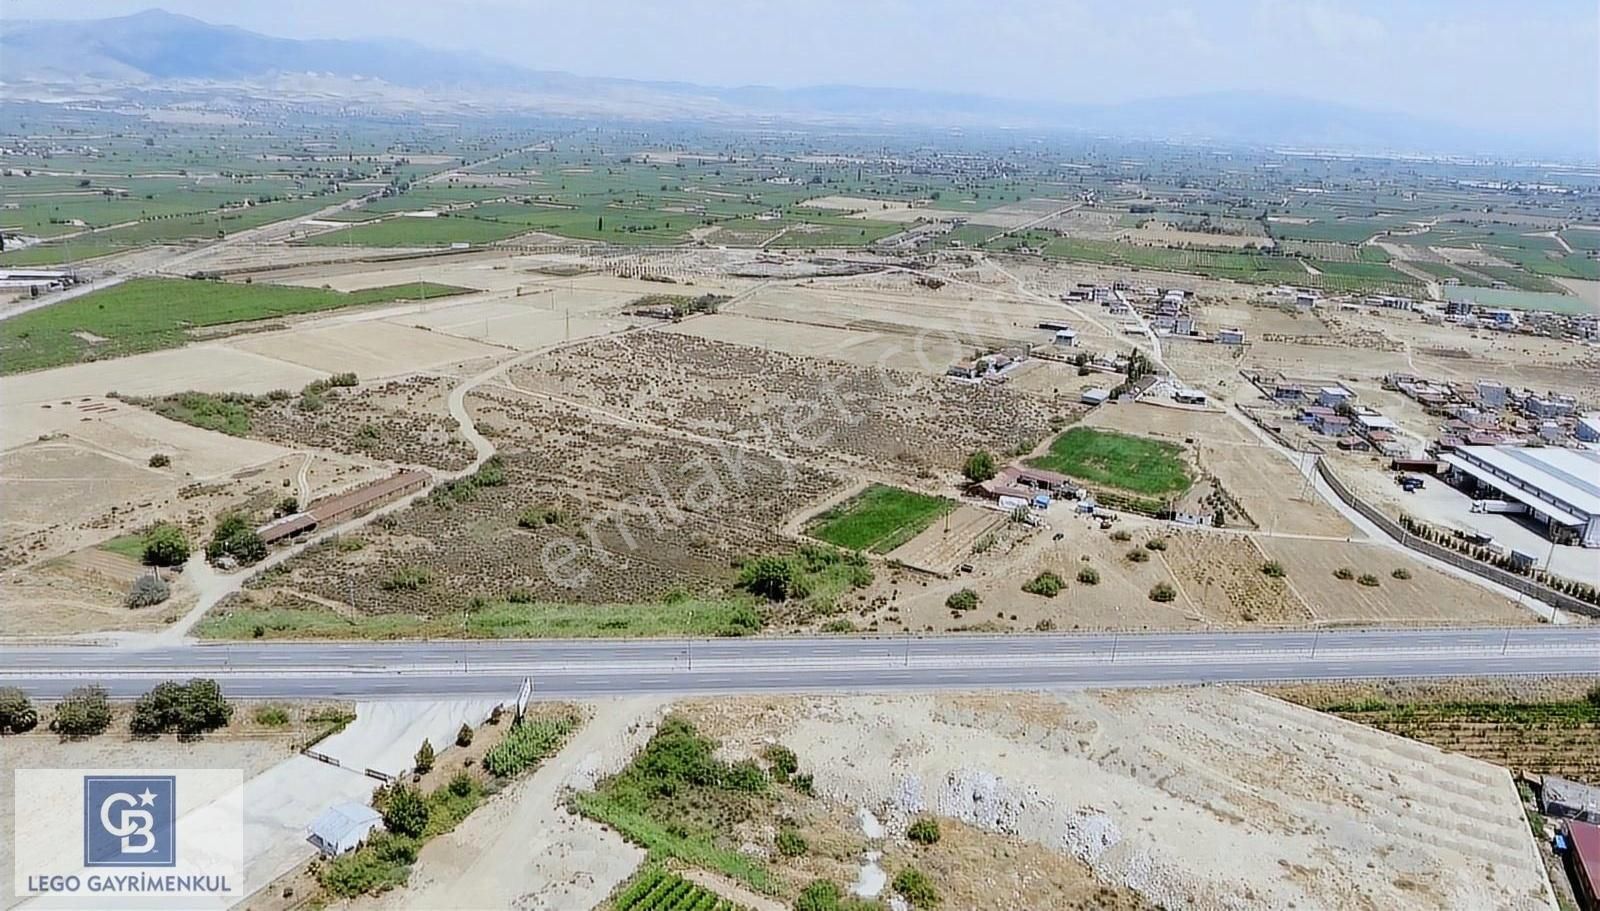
0 9 1584 160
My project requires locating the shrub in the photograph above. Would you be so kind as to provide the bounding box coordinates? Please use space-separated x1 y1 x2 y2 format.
1110 529 1132 542
792 772 815 796
51 685 112 737
962 450 997 483
777 825 808 856
1076 566 1101 585
253 705 290 726
1148 582 1177 603
1021 571 1064 598
130 678 233 737
318 838 411 897
1391 568 1412 580
125 572 171 608
275 496 299 517
383 566 433 591
1357 573 1381 587
0 687 39 734
822 618 856 633
517 506 567 528
206 514 266 566
796 880 842 911
147 452 170 468
142 523 190 567
945 588 979 612
455 723 474 747
739 555 797 601
1587 683 1600 709
722 758 768 793
414 739 435 774
447 771 475 798
894 866 939 908
1261 560 1286 578
763 744 800 780
1333 566 1355 580
381 784 429 838
1144 537 1167 551
328 372 359 387
482 714 578 778
1125 548 1149 563
907 816 941 845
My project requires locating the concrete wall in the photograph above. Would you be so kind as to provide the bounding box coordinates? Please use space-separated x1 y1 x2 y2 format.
1316 458 1599 619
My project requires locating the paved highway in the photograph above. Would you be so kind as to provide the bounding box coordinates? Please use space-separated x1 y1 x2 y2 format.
2 627 1594 699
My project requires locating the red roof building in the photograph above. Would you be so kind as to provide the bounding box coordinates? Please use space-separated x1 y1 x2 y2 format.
1569 819 1600 911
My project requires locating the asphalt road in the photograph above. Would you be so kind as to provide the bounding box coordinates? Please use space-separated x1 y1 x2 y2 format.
2 627 1595 700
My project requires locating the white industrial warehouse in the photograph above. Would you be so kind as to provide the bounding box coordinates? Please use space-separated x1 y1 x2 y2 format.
1441 445 1600 548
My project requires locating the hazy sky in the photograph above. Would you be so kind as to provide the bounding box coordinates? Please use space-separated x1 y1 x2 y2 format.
9 0 1599 141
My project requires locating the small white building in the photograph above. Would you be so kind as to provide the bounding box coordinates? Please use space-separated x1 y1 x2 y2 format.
1173 386 1208 406
1053 328 1078 346
1216 327 1245 345
1316 386 1354 409
308 802 382 857
1080 388 1110 406
1476 380 1509 410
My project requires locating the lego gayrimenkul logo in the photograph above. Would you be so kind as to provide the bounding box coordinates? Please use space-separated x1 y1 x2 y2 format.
14 768 244 905
84 776 177 866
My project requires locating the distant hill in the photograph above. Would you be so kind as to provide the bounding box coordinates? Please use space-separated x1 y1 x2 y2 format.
0 9 1583 160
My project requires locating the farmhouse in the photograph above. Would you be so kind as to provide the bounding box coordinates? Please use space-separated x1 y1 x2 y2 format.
310 470 430 527
1172 386 1208 406
979 465 1078 501
1440 446 1600 548
1542 776 1600 823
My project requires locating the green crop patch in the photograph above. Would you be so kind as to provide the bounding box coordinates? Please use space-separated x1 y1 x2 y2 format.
302 214 531 247
1028 427 1192 497
807 484 954 553
0 278 472 374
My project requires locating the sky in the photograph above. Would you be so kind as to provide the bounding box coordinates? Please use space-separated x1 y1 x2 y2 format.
7 0 1599 143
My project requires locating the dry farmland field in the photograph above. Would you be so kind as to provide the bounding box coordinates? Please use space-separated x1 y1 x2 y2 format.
508 330 1067 474
1269 678 1600 779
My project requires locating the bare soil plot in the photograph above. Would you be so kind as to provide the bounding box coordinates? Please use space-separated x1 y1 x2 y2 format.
0 343 326 406
256 390 840 616
1081 402 1257 446
1 442 169 537
395 297 635 350
510 331 1065 475
225 320 504 377
1255 538 1533 625
1160 530 1311 624
665 313 947 374
1200 444 1353 537
680 690 1552 911
732 282 1063 351
884 505 1006 575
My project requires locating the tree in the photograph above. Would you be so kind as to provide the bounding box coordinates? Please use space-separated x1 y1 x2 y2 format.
739 555 796 601
130 679 232 737
148 453 171 468
142 523 190 567
414 739 435 775
0 687 39 734
275 496 299 517
1148 582 1177 603
455 723 474 747
207 514 266 566
962 450 997 483
381 784 429 838
51 685 112 737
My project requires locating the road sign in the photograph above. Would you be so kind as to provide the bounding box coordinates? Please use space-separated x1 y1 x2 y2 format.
515 677 533 721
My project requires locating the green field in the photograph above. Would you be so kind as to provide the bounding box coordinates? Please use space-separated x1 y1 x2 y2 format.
302 214 531 247
612 868 750 911
1027 427 1192 497
0 278 472 374
194 596 764 640
806 484 954 553
97 532 148 562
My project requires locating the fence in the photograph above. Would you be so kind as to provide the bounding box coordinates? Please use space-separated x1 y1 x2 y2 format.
1314 457 1599 618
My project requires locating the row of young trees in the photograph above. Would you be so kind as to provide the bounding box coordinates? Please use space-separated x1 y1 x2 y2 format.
0 680 233 739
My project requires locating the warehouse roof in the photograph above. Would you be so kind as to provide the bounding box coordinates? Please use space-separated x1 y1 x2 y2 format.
1569 820 1600 898
1447 446 1600 520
